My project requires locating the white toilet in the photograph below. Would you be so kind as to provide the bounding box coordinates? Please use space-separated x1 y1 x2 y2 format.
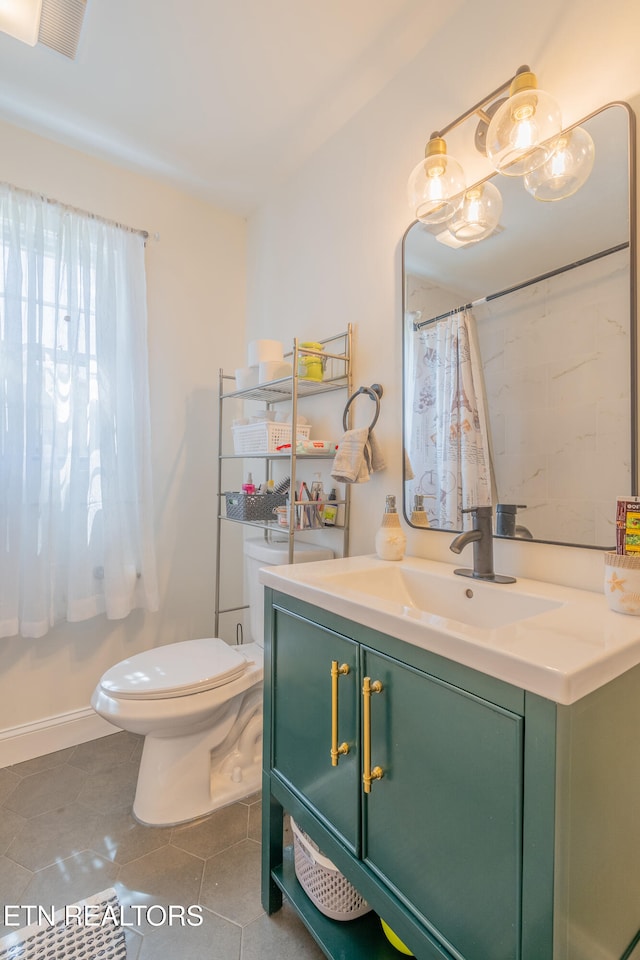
91 537 332 826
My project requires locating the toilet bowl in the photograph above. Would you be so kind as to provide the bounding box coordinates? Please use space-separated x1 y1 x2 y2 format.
91 537 332 826
91 637 263 825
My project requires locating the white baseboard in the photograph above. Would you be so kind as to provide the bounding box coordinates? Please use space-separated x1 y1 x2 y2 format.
0 707 119 768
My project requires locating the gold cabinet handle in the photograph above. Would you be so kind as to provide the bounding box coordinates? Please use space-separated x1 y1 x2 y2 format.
362 676 384 793
330 661 350 766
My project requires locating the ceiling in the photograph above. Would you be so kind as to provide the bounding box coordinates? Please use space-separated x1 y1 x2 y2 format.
0 0 455 215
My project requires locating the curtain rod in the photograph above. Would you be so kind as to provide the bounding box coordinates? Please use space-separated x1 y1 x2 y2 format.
0 179 149 240
414 241 629 330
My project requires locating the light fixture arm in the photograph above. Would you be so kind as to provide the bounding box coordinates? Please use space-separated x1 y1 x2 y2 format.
433 65 531 139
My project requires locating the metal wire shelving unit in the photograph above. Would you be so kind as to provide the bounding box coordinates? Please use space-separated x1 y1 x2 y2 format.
214 325 353 636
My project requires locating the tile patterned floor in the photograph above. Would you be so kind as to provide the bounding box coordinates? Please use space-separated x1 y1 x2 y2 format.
0 732 325 959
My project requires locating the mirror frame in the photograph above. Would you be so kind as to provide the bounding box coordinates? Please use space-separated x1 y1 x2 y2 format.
401 101 638 549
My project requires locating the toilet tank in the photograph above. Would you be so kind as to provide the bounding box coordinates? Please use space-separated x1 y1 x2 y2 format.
243 538 334 644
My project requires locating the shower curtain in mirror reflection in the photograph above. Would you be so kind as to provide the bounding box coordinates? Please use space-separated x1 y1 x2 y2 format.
406 308 492 529
0 184 158 639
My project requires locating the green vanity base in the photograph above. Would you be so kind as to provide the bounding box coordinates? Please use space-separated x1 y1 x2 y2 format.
262 588 640 960
273 849 401 960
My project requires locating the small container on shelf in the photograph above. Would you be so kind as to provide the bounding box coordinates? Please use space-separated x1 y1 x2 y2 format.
224 491 287 522
232 421 311 455
242 473 256 494
298 341 324 381
323 489 338 526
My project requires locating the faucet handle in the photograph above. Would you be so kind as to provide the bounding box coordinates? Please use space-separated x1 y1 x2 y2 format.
462 505 493 518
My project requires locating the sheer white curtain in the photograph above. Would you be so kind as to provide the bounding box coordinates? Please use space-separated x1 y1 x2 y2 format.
0 184 158 639
408 308 492 529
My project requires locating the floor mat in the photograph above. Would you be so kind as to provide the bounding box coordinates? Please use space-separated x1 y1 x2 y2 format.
0 888 126 960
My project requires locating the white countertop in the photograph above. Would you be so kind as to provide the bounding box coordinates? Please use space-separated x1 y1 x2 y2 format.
259 554 640 705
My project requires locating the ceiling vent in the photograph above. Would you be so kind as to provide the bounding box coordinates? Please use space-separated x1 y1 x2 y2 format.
38 0 86 59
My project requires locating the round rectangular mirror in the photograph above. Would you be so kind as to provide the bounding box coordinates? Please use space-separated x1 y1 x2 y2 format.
402 102 636 549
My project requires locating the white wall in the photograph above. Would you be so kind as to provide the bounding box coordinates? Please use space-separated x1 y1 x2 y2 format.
0 120 247 750
247 0 640 595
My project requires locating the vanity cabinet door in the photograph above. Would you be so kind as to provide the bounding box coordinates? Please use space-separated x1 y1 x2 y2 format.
362 648 524 960
271 606 361 854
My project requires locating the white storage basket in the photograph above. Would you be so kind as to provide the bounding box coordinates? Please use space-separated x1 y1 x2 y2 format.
232 421 311 455
290 817 371 922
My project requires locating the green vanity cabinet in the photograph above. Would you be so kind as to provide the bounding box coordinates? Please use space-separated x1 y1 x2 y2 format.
262 590 559 960
271 605 361 853
362 647 524 960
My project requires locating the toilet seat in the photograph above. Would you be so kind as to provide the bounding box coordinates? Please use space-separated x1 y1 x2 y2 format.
99 637 253 700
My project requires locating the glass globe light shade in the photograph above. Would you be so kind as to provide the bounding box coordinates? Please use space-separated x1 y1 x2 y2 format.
408 136 466 224
486 72 562 177
448 181 503 242
523 126 595 201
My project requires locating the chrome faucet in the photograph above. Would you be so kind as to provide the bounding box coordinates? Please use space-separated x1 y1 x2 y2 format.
450 506 516 583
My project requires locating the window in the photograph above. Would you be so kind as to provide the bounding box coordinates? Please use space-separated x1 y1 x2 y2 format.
0 184 158 639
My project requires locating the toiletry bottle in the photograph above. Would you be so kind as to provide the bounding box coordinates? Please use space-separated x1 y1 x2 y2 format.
242 473 256 494
375 495 407 561
410 494 430 528
323 488 338 526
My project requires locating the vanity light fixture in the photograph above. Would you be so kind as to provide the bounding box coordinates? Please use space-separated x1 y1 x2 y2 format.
0 0 43 45
523 125 596 201
408 65 594 238
407 134 466 225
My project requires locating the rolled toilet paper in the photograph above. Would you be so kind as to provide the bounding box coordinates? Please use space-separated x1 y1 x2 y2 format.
235 366 259 391
259 360 292 383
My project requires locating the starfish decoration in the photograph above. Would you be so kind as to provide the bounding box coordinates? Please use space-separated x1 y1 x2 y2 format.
607 571 626 593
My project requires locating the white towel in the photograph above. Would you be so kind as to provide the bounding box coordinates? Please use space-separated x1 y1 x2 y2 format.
404 448 415 481
331 428 386 484
367 431 386 474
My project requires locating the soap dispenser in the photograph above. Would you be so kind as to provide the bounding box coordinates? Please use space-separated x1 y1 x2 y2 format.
410 494 430 528
375 495 407 561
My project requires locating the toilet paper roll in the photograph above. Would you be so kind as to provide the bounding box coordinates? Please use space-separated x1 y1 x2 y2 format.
259 360 292 383
248 339 284 366
235 366 259 391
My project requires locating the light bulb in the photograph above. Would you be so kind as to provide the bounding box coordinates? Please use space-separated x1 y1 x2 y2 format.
524 126 595 201
0 0 42 45
486 71 562 177
448 181 503 242
408 136 466 224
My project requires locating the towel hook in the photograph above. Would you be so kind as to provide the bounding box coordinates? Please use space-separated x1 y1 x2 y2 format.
342 383 383 432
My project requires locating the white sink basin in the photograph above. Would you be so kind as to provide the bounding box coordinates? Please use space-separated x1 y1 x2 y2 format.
316 563 562 629
259 553 640 704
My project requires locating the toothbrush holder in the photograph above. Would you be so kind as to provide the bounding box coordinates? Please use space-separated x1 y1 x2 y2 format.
603 551 640 615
